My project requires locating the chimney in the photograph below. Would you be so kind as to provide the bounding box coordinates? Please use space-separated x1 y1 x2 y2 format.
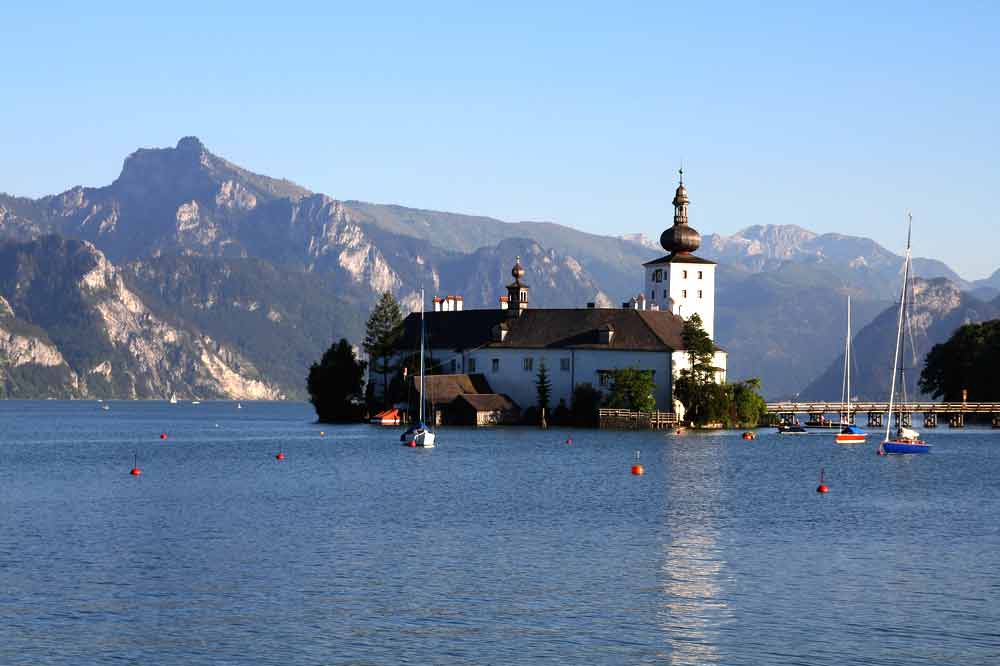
433 296 443 312
455 295 463 311
499 295 510 310
586 302 595 309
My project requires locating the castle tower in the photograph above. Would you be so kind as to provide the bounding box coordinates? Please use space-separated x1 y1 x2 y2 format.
643 170 717 339
505 256 529 316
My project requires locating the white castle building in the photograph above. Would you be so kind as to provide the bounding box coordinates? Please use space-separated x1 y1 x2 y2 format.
396 172 727 419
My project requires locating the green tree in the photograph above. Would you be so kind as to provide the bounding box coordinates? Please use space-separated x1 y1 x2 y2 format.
535 359 552 414
570 383 602 427
606 368 656 412
919 320 1000 401
673 313 719 425
307 338 367 423
729 378 767 427
363 292 404 410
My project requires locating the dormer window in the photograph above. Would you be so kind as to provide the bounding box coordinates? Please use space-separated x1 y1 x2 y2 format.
598 324 615 345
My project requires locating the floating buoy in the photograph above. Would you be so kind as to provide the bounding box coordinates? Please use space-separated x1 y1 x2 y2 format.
877 448 886 457
129 452 141 476
275 452 285 460
160 432 168 440
742 431 757 440
675 428 683 434
816 467 829 493
631 464 645 475
130 467 142 476
566 437 572 445
319 431 325 437
407 440 417 448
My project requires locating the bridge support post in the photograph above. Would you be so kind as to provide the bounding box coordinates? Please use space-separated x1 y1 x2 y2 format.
949 413 965 428
923 413 937 428
868 412 882 428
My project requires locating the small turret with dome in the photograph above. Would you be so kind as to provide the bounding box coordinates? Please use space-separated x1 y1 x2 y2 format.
505 256 529 316
659 169 701 255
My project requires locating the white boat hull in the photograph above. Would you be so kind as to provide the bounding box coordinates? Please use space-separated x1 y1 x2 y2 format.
414 430 435 448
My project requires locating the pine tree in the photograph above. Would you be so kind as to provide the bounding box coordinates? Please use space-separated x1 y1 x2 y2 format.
307 339 367 422
363 292 404 409
535 359 552 414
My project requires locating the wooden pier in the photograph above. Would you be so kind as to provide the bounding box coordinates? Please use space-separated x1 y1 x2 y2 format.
765 402 1000 428
598 408 678 430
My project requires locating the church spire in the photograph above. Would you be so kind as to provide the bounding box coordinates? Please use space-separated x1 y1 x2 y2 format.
660 169 700 254
506 256 529 316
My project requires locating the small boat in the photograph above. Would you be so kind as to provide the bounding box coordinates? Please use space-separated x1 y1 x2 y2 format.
169 395 178 404
236 402 242 409
191 400 201 405
101 404 110 411
879 214 930 455
835 296 868 444
777 420 807 435
400 289 435 448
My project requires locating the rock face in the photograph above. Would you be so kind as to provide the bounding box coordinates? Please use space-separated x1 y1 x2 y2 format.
799 279 1000 400
0 236 283 399
1 137 995 400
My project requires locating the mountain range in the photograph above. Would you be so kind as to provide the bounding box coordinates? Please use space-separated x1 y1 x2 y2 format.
1 137 994 400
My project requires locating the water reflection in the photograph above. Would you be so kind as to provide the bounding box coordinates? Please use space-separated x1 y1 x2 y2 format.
658 440 731 665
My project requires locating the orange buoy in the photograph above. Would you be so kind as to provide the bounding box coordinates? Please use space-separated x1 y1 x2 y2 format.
319 431 325 436
275 452 285 460
129 452 141 475
407 440 417 447
130 467 142 476
160 432 167 440
816 467 829 493
631 464 645 475
566 438 572 445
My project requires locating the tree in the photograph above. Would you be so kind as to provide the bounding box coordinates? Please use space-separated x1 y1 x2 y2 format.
730 378 767 427
363 292 403 410
920 320 1000 401
570 383 602 427
673 313 719 425
535 359 552 414
606 368 656 412
307 338 367 423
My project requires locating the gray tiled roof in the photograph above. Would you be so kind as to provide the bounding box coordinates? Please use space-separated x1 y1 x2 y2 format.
401 307 693 353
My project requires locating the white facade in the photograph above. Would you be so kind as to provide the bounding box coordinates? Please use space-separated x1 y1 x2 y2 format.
429 347 675 411
645 261 716 340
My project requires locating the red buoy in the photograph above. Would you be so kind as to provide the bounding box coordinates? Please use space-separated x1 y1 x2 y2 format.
160 433 168 440
566 438 572 445
407 440 417 448
816 467 829 493
631 464 645 475
129 452 141 476
275 452 285 460
130 467 142 476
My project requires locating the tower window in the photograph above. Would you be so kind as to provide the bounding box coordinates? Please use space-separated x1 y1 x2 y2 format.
663 289 667 298
698 290 703 299
653 269 662 283
598 371 611 387
698 271 703 279
682 290 688 298
523 357 534 371
651 290 655 300
492 358 500 372
682 270 688 279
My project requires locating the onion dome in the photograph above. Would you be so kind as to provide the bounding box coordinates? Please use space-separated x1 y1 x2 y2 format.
511 256 526 282
660 169 701 254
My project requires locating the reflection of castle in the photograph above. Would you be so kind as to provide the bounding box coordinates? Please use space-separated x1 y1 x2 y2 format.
658 445 731 663
396 172 727 414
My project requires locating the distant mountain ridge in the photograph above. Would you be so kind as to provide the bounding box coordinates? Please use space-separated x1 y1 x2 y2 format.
1 137 995 400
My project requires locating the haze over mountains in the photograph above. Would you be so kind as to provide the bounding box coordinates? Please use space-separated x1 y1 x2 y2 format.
0 137 993 400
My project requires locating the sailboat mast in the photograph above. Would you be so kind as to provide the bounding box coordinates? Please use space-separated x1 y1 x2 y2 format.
846 295 852 419
419 288 425 424
884 214 912 443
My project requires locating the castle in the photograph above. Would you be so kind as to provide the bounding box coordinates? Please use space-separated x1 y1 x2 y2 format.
396 172 727 423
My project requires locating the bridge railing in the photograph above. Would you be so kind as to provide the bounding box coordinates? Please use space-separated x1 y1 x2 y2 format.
765 402 1000 414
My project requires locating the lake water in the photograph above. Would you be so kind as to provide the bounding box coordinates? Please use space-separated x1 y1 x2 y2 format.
0 401 998 665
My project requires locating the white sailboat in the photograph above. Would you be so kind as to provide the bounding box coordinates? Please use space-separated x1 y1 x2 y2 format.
835 295 867 443
400 289 435 448
879 213 930 455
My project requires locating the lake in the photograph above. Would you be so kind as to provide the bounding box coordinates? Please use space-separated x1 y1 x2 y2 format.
0 400 997 665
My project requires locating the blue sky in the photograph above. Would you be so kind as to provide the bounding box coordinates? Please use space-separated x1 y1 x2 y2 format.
2 2 998 277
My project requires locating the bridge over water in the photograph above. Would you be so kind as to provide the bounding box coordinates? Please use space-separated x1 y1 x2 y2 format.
764 402 1000 428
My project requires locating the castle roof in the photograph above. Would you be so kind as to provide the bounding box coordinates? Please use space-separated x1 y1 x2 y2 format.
642 253 717 266
399 307 713 353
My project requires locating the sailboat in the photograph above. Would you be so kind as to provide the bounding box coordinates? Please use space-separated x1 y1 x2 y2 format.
169 394 178 405
880 214 930 455
400 289 435 448
835 295 867 444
